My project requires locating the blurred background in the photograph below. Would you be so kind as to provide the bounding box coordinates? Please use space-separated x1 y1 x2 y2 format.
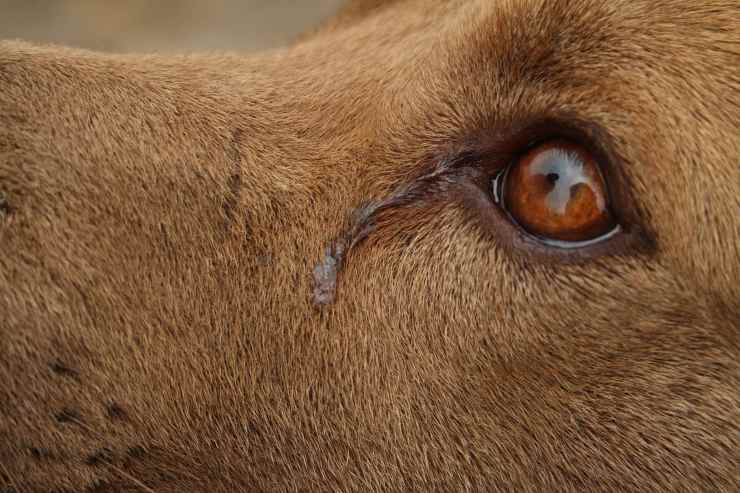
0 0 344 53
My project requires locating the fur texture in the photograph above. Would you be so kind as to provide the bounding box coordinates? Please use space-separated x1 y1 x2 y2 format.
1 0 738 491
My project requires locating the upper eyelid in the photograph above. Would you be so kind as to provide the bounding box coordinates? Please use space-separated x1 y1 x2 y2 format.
337 118 649 264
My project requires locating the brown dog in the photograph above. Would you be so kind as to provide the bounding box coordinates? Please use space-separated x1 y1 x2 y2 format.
1 1 738 491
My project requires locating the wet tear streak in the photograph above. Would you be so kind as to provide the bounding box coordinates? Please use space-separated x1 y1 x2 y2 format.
311 158 469 307
312 204 377 307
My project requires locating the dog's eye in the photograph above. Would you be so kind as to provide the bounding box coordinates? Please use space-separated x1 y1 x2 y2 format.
492 139 619 247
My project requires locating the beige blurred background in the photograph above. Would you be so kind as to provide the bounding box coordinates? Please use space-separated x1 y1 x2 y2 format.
0 0 344 53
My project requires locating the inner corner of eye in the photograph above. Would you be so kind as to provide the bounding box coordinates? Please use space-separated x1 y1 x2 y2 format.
490 167 507 204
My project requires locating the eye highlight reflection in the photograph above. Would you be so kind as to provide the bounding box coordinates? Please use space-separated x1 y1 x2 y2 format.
492 139 620 248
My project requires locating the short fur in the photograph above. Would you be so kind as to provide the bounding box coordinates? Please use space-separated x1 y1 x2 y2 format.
1 0 738 491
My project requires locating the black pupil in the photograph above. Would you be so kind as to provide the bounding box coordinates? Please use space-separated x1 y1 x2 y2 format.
546 172 559 184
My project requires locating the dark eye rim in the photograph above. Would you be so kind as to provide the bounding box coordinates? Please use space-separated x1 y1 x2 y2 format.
489 144 622 250
452 117 654 263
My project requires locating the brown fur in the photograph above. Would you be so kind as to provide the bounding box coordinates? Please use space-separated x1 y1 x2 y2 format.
1 1 739 491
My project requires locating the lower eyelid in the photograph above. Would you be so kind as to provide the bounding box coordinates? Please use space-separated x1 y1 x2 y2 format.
533 225 622 249
449 160 638 264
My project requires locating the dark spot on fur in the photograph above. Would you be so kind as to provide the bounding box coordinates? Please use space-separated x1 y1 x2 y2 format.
106 402 128 421
126 446 146 459
29 446 53 460
85 448 113 467
50 360 79 380
55 407 81 424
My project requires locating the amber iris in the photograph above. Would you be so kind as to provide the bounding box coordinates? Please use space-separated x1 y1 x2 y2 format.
502 139 615 243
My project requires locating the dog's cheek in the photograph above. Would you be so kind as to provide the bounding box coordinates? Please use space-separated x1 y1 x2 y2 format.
331 206 738 485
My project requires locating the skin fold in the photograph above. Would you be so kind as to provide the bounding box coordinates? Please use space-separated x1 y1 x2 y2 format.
0 0 738 491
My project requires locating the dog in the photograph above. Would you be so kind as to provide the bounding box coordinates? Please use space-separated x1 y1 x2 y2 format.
1 0 738 491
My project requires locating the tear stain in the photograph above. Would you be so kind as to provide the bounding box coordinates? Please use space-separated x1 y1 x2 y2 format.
85 448 113 467
312 158 466 307
312 205 377 306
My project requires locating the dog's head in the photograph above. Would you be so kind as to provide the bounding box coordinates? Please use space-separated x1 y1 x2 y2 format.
1 0 738 490
287 1 740 487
